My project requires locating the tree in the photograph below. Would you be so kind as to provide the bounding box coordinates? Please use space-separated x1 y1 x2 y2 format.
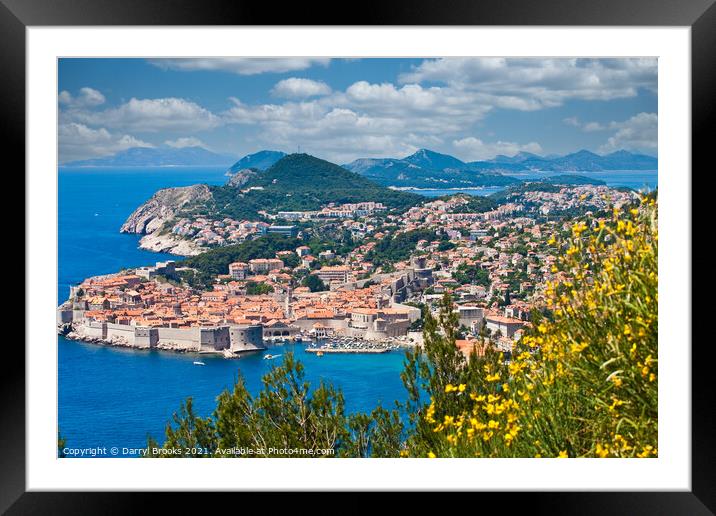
148 353 349 457
148 353 404 458
400 293 493 457
453 263 490 287
58 431 66 458
281 253 300 268
303 274 327 292
245 281 274 295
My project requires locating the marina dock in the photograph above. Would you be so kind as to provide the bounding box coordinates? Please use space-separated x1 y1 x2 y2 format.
305 347 391 354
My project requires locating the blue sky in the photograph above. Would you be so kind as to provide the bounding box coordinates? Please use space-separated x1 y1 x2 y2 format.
58 58 657 164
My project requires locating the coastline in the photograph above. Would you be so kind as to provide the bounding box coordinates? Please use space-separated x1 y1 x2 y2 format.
59 321 420 357
137 231 204 256
60 327 252 358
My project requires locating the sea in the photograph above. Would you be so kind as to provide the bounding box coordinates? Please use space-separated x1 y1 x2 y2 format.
57 166 657 456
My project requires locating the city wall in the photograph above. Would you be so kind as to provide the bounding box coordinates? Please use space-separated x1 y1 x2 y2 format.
61 311 264 354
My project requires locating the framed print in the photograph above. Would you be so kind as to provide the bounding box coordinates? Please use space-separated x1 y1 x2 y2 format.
5 0 714 511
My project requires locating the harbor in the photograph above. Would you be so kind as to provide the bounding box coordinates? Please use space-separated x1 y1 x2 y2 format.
303 336 398 354
305 347 391 354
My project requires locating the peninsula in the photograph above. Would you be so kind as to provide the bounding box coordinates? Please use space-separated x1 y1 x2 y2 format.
60 158 640 359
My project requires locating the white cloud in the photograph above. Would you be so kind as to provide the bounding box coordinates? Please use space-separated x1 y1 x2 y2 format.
164 136 207 148
59 123 153 163
342 82 489 120
221 85 487 163
58 90 72 105
71 97 221 133
58 87 106 107
452 137 543 161
148 58 331 75
583 121 607 132
271 78 332 98
400 58 657 109
598 112 657 154
221 97 422 162
562 117 607 132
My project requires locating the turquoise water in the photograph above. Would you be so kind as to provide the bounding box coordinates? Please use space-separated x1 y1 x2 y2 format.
58 167 410 456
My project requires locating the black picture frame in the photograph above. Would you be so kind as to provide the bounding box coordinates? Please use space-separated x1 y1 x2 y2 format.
5 0 712 511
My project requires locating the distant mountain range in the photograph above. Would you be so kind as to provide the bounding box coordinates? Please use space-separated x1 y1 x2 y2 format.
65 145 656 189
342 148 657 188
63 146 237 167
489 149 658 172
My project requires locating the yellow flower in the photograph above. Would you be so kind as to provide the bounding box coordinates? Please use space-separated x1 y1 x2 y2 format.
458 384 466 392
636 445 656 458
608 398 624 411
427 451 436 458
570 342 588 354
486 373 500 382
572 221 587 236
445 384 457 393
558 450 568 458
595 444 609 458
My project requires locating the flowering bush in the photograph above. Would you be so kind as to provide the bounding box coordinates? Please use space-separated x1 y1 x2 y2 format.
416 197 658 458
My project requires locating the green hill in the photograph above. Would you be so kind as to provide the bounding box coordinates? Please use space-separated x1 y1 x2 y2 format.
208 154 423 220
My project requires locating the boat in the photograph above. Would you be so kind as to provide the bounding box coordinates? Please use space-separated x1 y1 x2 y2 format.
316 351 324 357
193 361 205 366
263 354 282 360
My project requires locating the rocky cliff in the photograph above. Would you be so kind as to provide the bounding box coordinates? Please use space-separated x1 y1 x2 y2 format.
120 184 212 255
136 231 204 256
226 168 259 188
121 184 212 234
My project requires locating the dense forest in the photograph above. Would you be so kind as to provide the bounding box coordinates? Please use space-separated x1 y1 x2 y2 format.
182 235 302 277
440 195 498 214
365 229 438 267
